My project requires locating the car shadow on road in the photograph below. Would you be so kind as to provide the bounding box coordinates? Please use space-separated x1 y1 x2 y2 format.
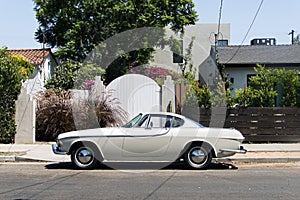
45 161 238 171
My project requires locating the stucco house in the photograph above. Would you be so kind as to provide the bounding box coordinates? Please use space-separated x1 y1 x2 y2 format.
213 38 300 94
150 23 230 81
9 48 58 87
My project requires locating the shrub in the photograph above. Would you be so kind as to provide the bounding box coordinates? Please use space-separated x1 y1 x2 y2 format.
230 65 300 107
35 89 75 141
36 88 128 141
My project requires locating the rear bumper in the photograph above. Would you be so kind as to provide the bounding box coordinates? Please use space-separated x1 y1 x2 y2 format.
52 144 67 155
220 146 247 154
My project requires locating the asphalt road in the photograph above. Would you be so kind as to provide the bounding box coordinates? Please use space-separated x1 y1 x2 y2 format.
0 162 299 200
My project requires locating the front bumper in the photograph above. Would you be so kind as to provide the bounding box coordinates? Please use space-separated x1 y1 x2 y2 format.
52 144 67 155
220 146 247 154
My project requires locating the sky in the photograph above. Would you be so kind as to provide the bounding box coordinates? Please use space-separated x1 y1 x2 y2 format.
0 0 300 49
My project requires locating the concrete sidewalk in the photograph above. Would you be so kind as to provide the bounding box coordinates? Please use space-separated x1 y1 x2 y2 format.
1 143 300 163
219 143 300 163
0 143 70 163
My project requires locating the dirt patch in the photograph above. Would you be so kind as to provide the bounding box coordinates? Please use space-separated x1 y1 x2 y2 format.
0 152 26 156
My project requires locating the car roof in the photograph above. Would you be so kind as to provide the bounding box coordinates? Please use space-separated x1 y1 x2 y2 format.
142 112 186 119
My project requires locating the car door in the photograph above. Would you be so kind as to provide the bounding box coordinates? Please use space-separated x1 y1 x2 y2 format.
121 114 173 160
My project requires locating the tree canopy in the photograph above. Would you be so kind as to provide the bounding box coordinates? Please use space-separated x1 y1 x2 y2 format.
34 0 198 86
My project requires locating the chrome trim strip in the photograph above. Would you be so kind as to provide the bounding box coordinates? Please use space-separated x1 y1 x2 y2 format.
61 132 170 140
52 144 67 155
220 146 247 154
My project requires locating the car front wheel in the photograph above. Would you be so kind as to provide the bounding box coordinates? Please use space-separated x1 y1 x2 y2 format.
71 145 98 169
184 144 212 169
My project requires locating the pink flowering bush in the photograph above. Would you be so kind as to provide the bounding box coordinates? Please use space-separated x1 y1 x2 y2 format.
129 66 180 85
82 79 95 90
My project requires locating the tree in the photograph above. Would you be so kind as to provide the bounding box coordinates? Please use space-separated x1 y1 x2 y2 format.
0 48 34 143
34 0 198 86
294 34 300 45
247 65 277 107
46 60 105 90
274 68 300 107
45 61 80 90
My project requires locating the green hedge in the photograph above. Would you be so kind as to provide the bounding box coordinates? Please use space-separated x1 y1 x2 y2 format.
0 48 33 143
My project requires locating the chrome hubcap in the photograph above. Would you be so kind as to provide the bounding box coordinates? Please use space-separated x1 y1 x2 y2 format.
77 148 93 164
189 147 206 164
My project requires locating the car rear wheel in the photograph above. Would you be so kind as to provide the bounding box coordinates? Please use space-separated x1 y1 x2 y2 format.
184 144 212 169
71 145 98 169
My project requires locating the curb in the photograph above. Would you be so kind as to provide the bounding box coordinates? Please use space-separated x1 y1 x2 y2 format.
15 156 52 162
0 156 16 161
1 156 300 164
216 157 300 163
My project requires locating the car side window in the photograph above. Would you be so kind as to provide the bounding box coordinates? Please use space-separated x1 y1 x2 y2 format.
147 115 170 128
136 115 184 128
172 117 184 127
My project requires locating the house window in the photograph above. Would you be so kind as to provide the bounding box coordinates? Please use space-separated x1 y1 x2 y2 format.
218 39 228 46
173 40 183 63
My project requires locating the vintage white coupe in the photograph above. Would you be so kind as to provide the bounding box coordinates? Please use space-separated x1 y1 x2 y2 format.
52 112 246 169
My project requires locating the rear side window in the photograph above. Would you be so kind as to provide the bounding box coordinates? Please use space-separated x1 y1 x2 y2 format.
172 117 184 127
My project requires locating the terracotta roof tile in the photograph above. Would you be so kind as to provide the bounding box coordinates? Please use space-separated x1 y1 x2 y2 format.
8 48 51 65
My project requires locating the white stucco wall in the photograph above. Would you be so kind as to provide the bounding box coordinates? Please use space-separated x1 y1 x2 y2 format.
150 24 230 80
225 67 256 96
29 54 57 87
43 55 52 83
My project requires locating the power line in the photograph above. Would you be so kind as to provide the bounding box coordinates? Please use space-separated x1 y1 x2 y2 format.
214 0 224 50
240 0 264 45
225 0 265 64
214 0 224 60
217 0 224 40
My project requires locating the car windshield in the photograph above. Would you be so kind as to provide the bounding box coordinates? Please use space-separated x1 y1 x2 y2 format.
122 113 143 128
